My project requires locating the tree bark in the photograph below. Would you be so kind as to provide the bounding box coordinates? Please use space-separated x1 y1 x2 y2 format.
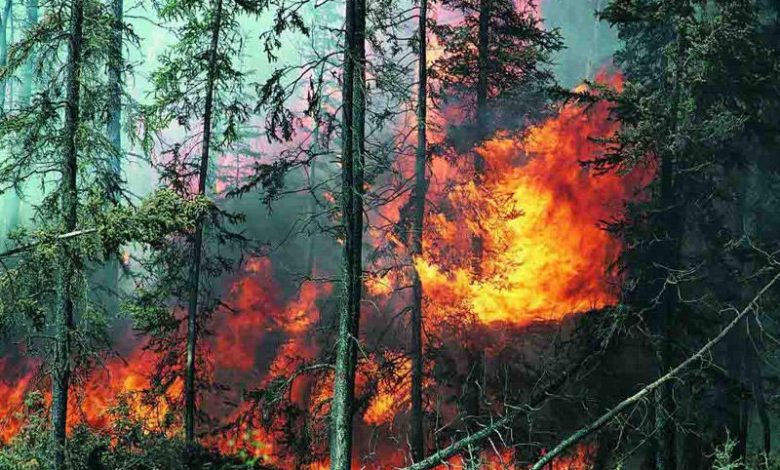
751 354 771 457
184 0 223 446
329 0 366 463
409 0 428 460
476 0 489 145
652 25 688 470
52 0 84 467
305 62 327 278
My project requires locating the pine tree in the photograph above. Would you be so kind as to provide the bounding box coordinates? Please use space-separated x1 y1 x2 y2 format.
141 0 290 448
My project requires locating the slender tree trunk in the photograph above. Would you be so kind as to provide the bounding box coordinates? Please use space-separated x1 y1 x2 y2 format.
305 63 326 278
409 0 428 461
4 0 40 238
585 0 602 79
751 353 771 457
0 0 13 112
53 0 84 467
305 156 318 275
184 0 223 446
0 0 14 240
329 0 366 462
20 0 38 107
476 0 489 146
7 6 13 108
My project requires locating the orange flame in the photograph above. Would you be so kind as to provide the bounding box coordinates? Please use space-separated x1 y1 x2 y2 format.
418 71 648 326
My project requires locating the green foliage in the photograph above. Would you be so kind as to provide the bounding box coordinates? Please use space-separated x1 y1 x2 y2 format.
0 189 212 334
97 189 215 255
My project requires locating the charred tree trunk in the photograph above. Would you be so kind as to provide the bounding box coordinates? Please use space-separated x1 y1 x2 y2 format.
329 0 366 463
53 0 84 467
409 0 428 460
184 0 223 446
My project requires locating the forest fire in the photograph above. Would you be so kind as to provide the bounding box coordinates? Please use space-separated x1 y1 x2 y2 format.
0 73 639 470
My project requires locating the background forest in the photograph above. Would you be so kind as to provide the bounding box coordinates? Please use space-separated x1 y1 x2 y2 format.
0 0 779 469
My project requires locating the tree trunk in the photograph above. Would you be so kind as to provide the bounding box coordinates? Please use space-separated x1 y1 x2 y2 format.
184 0 223 446
585 0 602 79
3 0 41 239
462 1 490 466
305 62 327 278
476 0 489 145
0 0 13 112
20 0 38 107
409 0 428 460
0 0 15 240
52 0 84 467
751 352 771 457
329 0 366 463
